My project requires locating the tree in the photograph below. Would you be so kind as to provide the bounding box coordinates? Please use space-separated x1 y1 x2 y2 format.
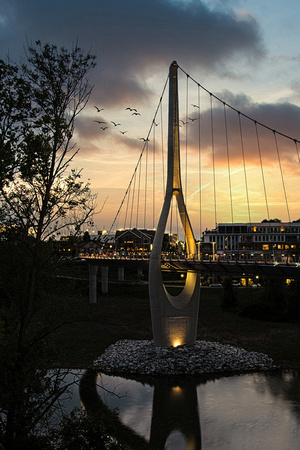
261 218 281 223
0 60 32 188
0 41 97 448
222 277 237 311
83 230 91 242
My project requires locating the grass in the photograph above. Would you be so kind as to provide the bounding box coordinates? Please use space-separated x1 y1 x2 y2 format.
52 262 300 369
198 288 300 367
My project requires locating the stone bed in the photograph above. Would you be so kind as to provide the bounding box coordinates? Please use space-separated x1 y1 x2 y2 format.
94 339 277 376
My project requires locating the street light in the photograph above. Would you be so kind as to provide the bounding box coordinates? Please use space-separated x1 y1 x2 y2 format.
212 242 216 261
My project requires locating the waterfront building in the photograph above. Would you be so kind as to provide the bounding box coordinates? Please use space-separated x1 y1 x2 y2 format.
201 220 300 262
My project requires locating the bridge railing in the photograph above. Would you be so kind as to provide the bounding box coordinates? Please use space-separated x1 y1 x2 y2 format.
78 251 300 266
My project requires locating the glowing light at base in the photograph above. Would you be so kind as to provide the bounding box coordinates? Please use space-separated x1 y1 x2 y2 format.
172 386 183 395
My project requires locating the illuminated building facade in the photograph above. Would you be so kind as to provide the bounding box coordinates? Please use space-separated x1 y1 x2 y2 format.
202 221 300 261
114 228 178 253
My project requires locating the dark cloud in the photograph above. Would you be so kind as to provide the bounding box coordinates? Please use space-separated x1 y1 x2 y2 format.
1 0 265 107
184 90 300 173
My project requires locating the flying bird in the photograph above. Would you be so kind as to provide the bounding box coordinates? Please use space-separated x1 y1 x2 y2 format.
140 138 149 142
111 121 121 126
126 107 137 112
94 106 104 112
94 120 107 124
188 117 199 122
153 121 160 126
180 120 188 125
192 104 199 109
132 112 141 116
120 130 127 134
101 127 108 130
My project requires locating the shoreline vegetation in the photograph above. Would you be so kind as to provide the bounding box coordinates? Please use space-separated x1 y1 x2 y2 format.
52 261 300 372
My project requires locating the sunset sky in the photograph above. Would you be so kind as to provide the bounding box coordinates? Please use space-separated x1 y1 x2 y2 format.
1 0 300 239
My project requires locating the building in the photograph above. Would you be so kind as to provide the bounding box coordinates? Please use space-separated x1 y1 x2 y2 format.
115 228 155 253
79 239 103 256
97 230 116 252
114 228 178 254
202 220 300 262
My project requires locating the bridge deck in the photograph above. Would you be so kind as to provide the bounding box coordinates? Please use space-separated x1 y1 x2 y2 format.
81 256 300 278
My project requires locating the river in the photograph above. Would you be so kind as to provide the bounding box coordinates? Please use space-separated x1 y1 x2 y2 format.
62 369 300 449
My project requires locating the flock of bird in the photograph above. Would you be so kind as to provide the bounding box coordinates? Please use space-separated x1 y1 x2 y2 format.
93 102 200 141
93 105 143 138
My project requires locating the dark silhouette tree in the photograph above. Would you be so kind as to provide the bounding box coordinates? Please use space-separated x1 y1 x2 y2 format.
222 277 237 311
83 230 91 242
0 41 97 448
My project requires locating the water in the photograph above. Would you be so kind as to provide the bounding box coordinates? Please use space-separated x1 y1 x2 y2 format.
70 369 300 449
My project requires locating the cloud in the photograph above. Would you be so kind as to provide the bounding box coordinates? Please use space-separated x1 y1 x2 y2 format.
1 0 265 108
182 89 300 175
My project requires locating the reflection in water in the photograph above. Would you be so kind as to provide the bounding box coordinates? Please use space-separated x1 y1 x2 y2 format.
79 369 150 449
80 371 202 449
79 370 300 450
254 371 300 419
150 383 201 449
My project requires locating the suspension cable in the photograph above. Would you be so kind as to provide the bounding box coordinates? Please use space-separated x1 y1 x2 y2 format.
185 74 189 203
197 85 202 242
273 131 291 223
210 94 217 226
255 121 270 220
108 75 168 234
184 74 189 240
223 103 234 223
144 141 148 229
238 112 251 223
178 65 300 145
160 102 165 189
136 161 142 228
129 166 137 229
123 181 131 229
295 139 300 163
111 64 300 236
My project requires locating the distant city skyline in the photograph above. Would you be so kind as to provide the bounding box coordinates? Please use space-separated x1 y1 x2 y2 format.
2 0 300 236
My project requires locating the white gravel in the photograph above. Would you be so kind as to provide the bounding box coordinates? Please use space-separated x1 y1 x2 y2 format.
94 339 276 376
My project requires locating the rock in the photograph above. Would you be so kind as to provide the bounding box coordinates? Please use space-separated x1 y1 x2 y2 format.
93 339 277 376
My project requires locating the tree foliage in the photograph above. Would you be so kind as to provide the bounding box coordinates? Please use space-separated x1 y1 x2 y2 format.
221 277 237 311
0 41 97 448
0 41 97 239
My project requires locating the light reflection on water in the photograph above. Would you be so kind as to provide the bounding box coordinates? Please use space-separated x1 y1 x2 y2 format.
96 374 153 440
84 373 300 450
76 370 300 449
197 373 300 450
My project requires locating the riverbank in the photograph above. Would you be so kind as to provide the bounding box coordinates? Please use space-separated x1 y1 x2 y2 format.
52 265 300 371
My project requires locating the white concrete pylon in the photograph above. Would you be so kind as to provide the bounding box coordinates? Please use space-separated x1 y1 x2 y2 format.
149 61 201 347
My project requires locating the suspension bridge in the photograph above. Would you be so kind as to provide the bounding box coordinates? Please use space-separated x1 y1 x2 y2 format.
107 64 300 237
85 61 300 346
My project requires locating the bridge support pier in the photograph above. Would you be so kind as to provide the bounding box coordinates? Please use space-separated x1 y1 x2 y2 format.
118 267 125 282
88 264 98 304
101 266 109 294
